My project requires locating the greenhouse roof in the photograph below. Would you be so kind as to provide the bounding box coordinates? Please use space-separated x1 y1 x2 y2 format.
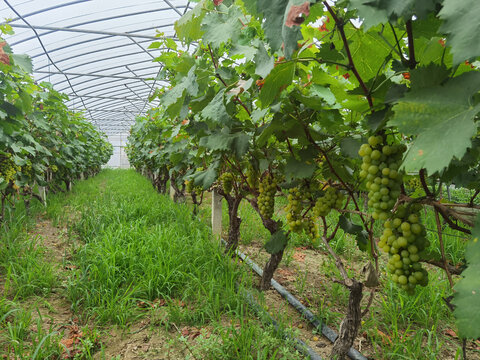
0 0 193 135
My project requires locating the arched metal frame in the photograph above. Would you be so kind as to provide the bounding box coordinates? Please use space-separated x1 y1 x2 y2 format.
0 0 193 135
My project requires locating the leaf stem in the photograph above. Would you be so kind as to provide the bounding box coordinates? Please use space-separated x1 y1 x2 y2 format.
323 2 374 111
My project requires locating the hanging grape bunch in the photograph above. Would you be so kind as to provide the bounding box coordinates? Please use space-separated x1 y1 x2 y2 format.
313 186 345 217
0 153 21 185
358 135 406 220
285 187 306 233
258 175 277 219
378 204 429 294
220 172 234 194
304 215 319 242
246 166 259 191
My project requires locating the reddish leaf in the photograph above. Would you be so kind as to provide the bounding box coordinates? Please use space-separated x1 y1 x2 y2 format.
285 2 310 27
213 0 223 5
0 42 10 65
444 328 458 338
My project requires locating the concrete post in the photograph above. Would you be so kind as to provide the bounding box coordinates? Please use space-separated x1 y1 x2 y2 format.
211 189 222 238
38 186 47 206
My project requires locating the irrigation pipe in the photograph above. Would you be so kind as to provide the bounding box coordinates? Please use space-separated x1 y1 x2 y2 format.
239 287 323 360
222 240 368 360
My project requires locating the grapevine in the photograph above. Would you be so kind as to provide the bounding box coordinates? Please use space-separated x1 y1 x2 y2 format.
358 136 406 220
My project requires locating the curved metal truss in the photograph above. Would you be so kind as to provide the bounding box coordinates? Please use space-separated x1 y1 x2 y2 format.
0 0 193 135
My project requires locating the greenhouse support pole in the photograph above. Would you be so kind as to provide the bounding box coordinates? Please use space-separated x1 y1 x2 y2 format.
211 189 222 238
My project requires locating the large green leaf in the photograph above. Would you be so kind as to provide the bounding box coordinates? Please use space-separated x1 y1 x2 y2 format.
390 71 480 174
338 215 369 251
439 0 480 65
161 66 198 115
201 4 243 49
254 44 274 78
175 1 205 43
347 28 392 82
201 89 230 124
453 214 480 339
199 130 250 158
284 156 316 181
257 0 289 52
348 0 439 29
11 54 33 74
265 229 288 254
259 62 295 106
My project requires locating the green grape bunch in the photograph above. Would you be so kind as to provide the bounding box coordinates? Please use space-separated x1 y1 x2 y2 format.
0 154 21 184
185 179 194 193
378 204 429 294
285 187 307 233
220 172 234 194
246 166 259 190
358 135 407 221
313 186 345 217
304 215 319 242
258 175 277 219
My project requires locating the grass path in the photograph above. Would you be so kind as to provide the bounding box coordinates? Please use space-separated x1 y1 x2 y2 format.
1 169 308 359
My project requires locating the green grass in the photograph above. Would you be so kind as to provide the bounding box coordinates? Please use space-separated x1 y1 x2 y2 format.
44 169 305 359
1 170 309 359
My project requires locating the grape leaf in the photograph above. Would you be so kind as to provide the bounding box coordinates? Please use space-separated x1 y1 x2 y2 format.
175 0 205 43
201 89 230 124
265 229 288 254
439 0 480 65
389 71 480 174
193 163 219 190
201 4 243 49
254 44 274 78
348 0 439 29
11 54 32 74
199 130 250 158
284 156 316 181
259 62 295 106
453 214 480 339
161 67 198 114
257 0 289 52
338 215 369 251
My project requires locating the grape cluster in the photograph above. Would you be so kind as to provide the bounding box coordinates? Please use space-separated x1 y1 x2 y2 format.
378 205 429 293
220 172 234 194
313 187 345 217
0 154 20 184
258 176 277 219
185 179 194 193
358 135 406 220
285 187 306 233
246 167 259 190
185 179 202 197
304 215 319 242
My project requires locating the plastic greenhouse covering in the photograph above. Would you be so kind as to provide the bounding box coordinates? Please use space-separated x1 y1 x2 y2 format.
0 0 192 142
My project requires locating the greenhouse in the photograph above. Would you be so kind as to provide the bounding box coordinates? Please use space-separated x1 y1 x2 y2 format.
1 1 479 359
